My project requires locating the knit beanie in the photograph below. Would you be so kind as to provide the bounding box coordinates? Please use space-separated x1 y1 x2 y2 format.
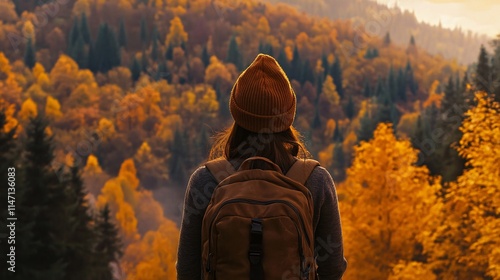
229 54 296 133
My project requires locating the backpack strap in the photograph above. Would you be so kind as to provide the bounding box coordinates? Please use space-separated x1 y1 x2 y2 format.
285 159 320 185
205 157 237 184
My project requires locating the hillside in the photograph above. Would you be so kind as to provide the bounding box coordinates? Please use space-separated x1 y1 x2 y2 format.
263 0 491 64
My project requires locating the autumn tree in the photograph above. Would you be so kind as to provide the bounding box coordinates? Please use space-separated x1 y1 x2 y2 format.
425 92 500 279
340 123 442 280
45 96 63 121
321 75 339 106
19 98 38 121
165 16 188 47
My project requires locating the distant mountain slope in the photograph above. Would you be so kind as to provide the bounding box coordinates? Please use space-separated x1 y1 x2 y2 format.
263 0 490 64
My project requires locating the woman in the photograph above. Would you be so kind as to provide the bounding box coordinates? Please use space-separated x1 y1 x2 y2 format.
176 54 347 279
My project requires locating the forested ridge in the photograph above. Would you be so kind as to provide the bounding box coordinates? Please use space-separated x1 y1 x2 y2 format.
263 0 491 65
0 0 499 279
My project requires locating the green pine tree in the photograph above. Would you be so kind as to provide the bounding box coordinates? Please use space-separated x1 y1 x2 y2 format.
118 18 127 48
384 32 391 45
330 57 344 98
62 165 96 280
130 57 141 82
94 204 123 280
67 20 80 53
201 44 210 67
312 105 321 129
475 44 492 93
344 95 355 119
357 111 375 143
94 24 121 73
227 36 242 70
80 13 91 44
140 17 148 46
18 115 68 280
24 37 36 69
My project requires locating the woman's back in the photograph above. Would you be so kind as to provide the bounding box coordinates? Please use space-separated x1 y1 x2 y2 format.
176 54 347 279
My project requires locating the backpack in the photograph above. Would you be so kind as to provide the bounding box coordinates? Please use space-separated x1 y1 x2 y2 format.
201 156 320 280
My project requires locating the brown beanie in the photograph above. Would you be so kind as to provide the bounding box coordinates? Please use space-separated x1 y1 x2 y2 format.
229 54 296 133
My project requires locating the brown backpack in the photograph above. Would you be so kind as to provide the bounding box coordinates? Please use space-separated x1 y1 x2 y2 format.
202 156 320 280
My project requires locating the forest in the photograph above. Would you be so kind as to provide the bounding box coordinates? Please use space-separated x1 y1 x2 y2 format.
0 0 499 279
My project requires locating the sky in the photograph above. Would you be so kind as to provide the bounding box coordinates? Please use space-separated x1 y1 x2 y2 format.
375 0 499 38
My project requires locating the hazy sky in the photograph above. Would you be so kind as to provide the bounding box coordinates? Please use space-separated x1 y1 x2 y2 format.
375 0 499 37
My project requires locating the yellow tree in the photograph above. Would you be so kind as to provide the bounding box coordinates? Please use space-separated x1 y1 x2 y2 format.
165 16 188 47
340 123 442 280
322 75 340 106
45 96 62 120
0 52 12 80
204 55 233 92
425 92 500 279
49 55 80 100
22 20 35 43
19 98 38 121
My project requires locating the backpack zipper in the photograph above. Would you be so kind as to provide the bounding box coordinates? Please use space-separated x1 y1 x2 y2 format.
206 198 311 274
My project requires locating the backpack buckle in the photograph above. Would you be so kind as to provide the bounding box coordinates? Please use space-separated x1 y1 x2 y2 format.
248 219 263 265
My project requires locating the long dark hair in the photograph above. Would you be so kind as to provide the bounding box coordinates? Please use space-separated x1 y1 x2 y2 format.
208 123 311 173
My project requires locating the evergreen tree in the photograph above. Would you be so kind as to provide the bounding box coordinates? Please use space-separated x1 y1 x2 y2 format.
87 44 97 72
63 165 96 280
93 23 121 73
201 44 210 67
387 66 397 101
70 33 87 68
475 45 492 93
18 115 68 280
141 48 148 72
169 129 188 183
291 45 301 81
321 53 329 78
227 36 242 70
492 37 500 102
397 68 406 101
130 57 141 82
405 61 418 94
140 17 148 46
410 35 416 46
344 94 356 119
358 111 375 142
94 204 123 280
165 43 174 61
312 105 321 129
384 32 391 45
68 20 80 53
277 48 290 76
80 13 91 44
302 59 314 84
434 75 467 183
375 76 386 99
332 143 345 181
363 80 372 98
24 37 36 69
330 57 344 98
151 35 159 61
118 18 127 48
333 121 343 143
